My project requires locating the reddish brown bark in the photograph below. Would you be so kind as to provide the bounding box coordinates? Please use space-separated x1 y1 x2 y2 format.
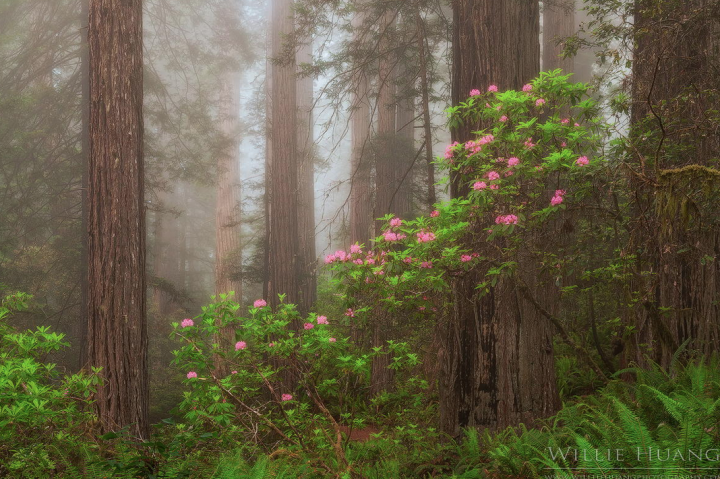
86 0 148 439
267 0 300 308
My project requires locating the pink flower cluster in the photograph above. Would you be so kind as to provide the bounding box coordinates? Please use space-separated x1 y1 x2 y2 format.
304 322 314 330
495 214 519 225
420 261 433 269
575 156 589 166
550 189 566 206
389 217 402 227
325 249 352 264
444 141 459 159
316 315 329 325
487 84 498 92
416 230 436 243
345 308 355 317
235 341 247 350
181 318 194 328
281 394 293 401
535 98 546 107
253 299 267 308
350 244 362 254
473 181 487 191
487 171 500 181
329 337 337 343
469 89 481 97
460 254 472 262
187 371 197 379
430 210 439 218
524 138 536 149
507 157 520 167
499 115 508 122
522 83 533 92
383 230 407 242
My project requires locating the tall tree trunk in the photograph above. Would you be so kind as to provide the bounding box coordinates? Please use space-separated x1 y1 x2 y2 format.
349 4 373 246
416 9 436 210
442 0 558 437
267 0 299 308
542 0 575 73
215 74 242 299
86 0 148 439
625 0 720 369
373 9 398 232
394 61 415 218
296 38 316 313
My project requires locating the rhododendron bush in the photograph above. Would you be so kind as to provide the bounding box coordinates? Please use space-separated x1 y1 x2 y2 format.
329 69 606 327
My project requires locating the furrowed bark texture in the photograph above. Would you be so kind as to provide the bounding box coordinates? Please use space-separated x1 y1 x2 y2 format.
442 0 559 437
625 0 720 369
215 74 242 299
297 39 317 313
349 4 373 246
87 0 148 439
268 0 299 307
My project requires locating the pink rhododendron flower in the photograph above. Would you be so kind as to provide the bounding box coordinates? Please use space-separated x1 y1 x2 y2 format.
524 138 536 149
316 315 329 325
350 244 362 254
187 371 197 379
353 258 363 265
490 184 499 190
281 394 293 401
522 83 533 92
390 217 402 227
304 322 314 330
487 171 500 181
430 210 439 218
561 142 567 147
575 156 589 166
397 233 407 240
473 181 487 191
181 318 194 328
495 214 519 225
420 261 433 269
507 157 520 167
269 342 275 347
334 250 348 261
366 258 375 265
444 141 459 159
535 98 546 107
550 195 564 206
461 254 472 262
416 231 436 243
478 134 494 145
574 122 580 127
253 299 267 308
231 370 237 374
345 308 355 317
329 337 337 343
561 118 570 124
418 306 426 311
487 84 498 92
469 89 481 96
504 171 514 177
555 189 566 197
324 254 335 264
499 115 508 122
235 341 247 351
403 256 413 264
383 231 398 242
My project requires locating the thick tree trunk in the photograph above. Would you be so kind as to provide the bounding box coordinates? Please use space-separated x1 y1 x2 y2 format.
86 0 148 439
349 3 373 246
215 74 242 299
374 9 398 233
625 0 720 369
394 61 415 218
442 0 558 437
79 0 90 371
267 0 299 308
416 10 436 210
297 38 316 313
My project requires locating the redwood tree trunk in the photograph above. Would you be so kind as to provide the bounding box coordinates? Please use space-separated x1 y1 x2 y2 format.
267 0 299 308
349 3 373 246
625 0 720 369
442 0 558 437
86 0 148 439
542 0 575 73
297 38 316 313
